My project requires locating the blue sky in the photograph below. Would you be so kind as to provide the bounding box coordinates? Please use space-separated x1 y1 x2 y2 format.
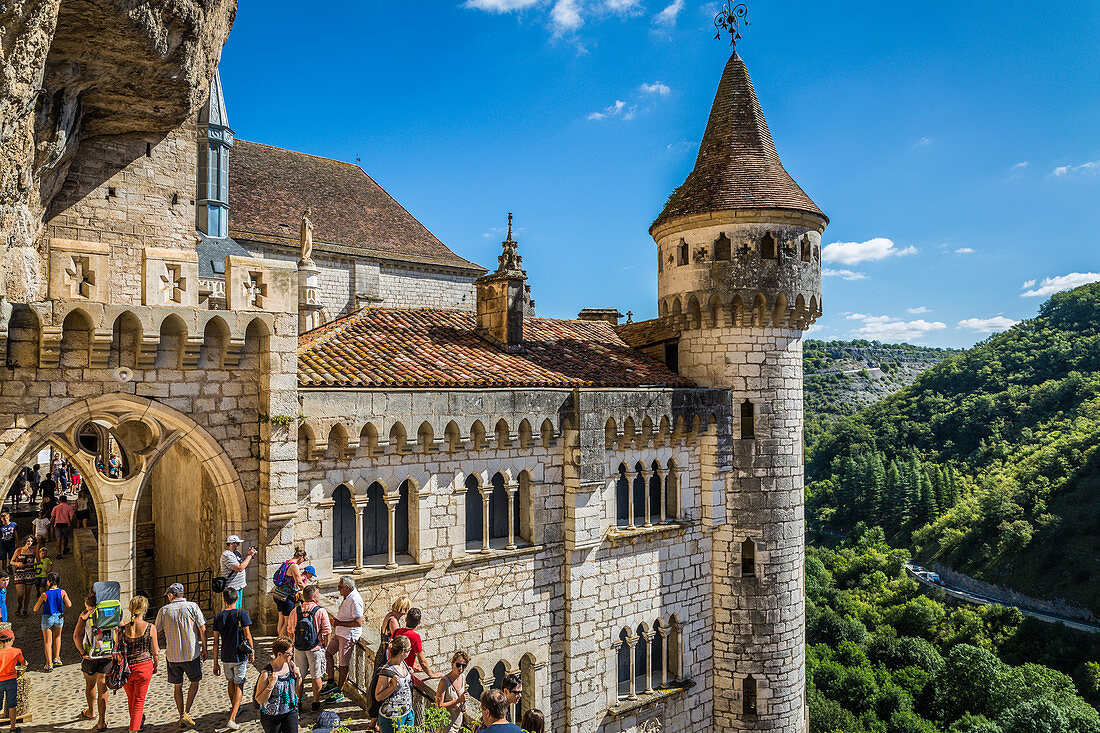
219 1 1099 348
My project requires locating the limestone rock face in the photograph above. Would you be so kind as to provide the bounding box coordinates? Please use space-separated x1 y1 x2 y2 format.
0 0 237 301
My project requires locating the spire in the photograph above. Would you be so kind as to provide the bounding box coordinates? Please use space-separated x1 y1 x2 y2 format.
651 51 825 233
198 68 230 130
495 212 524 275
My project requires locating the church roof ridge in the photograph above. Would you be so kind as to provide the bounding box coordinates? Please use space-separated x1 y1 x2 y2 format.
651 51 826 232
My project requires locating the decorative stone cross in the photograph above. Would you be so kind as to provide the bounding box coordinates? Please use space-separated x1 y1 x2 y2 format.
245 272 268 308
160 263 186 304
65 256 96 299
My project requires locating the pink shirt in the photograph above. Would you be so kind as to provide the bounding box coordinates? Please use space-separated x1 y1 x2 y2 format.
51 503 74 525
287 602 331 651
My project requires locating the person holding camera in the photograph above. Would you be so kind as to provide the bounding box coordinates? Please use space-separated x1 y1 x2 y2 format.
219 535 257 610
212 588 255 731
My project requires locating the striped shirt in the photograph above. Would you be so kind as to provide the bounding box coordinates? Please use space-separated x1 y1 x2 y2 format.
154 598 206 663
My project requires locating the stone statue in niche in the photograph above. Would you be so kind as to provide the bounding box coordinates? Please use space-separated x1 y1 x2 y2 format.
300 206 314 263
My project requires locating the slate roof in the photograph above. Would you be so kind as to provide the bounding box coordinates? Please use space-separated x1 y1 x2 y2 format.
615 318 680 350
297 308 695 388
229 140 485 274
652 52 825 231
196 234 251 278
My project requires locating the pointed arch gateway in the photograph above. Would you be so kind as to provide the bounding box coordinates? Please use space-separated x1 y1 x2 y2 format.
0 393 249 602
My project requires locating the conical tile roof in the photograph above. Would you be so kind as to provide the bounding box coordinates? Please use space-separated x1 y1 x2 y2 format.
652 52 825 231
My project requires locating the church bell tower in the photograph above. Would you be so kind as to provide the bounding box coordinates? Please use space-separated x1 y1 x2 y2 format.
650 12 826 731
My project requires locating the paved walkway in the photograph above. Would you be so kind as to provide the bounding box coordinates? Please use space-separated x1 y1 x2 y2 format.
3 502 372 732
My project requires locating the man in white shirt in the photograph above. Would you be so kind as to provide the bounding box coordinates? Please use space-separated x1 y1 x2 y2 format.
219 535 257 609
320 576 363 703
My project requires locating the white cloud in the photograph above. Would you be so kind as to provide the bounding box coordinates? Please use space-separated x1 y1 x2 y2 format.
906 306 930 314
954 247 975 254
603 0 641 11
640 81 671 96
916 137 932 147
652 0 684 26
957 317 1018 333
1020 273 1100 298
1010 161 1029 171
587 99 636 121
822 237 917 265
464 0 541 10
550 0 583 31
822 268 867 281
1051 160 1100 177
1022 279 1037 289
847 314 947 342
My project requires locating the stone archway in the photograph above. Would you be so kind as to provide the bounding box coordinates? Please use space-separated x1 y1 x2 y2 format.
0 393 248 600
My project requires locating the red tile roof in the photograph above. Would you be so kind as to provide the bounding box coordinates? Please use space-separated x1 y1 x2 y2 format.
229 140 485 274
298 308 695 388
652 52 826 231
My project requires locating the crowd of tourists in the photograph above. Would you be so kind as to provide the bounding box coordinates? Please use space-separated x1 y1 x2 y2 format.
0 525 546 732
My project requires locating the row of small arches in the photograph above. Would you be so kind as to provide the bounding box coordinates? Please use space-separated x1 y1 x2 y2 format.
662 231 820 270
659 291 820 330
304 412 716 462
4 305 270 371
614 616 684 700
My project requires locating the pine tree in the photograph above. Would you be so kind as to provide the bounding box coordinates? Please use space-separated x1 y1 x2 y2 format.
885 460 902 529
932 466 947 513
865 452 886 526
840 456 858 525
946 465 960 507
921 467 938 523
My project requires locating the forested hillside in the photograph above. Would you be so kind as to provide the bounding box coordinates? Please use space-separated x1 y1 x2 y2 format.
806 283 1100 610
804 340 956 449
808 529 1100 733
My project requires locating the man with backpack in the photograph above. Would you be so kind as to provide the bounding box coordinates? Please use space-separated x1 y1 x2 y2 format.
154 583 207 729
211 588 255 731
286 585 331 713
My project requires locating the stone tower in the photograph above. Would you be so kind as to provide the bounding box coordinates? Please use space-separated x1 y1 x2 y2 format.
649 49 826 732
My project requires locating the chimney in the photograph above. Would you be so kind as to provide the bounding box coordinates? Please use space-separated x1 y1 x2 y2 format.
476 213 527 352
577 308 623 326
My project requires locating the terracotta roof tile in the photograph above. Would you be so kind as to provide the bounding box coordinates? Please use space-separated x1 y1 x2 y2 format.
298 308 695 389
652 53 825 231
229 140 485 273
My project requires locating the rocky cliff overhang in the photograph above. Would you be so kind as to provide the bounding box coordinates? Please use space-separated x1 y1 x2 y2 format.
1 0 237 300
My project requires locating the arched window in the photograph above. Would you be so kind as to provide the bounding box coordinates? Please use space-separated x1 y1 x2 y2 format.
517 472 534 544
677 240 689 266
489 472 510 542
5 304 39 368
395 481 410 555
741 538 756 577
465 475 483 546
332 485 355 568
635 624 649 693
743 675 758 715
649 462 664 524
492 660 508 691
740 400 755 439
467 668 485 706
615 464 630 527
632 463 646 527
668 615 683 679
800 235 812 262
760 232 777 260
364 482 388 559
715 233 732 261
652 621 665 687
617 628 632 699
665 460 680 520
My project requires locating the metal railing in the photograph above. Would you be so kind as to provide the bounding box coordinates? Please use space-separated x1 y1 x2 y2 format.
138 569 213 618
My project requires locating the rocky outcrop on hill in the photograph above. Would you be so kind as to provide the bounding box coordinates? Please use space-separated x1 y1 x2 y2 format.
0 0 237 301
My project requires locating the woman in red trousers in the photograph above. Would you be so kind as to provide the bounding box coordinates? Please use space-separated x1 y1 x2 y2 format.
121 595 159 733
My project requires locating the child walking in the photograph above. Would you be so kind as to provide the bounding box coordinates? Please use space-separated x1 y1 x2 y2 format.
0 629 26 732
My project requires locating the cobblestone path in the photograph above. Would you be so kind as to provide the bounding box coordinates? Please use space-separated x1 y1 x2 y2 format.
6 505 371 732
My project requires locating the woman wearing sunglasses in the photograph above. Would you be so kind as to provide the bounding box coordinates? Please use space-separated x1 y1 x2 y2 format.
436 650 472 733
254 637 301 733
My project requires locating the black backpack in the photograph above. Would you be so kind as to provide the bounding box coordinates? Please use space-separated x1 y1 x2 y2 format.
293 604 320 651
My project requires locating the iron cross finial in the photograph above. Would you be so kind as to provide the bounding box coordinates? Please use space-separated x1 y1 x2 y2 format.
714 2 749 47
